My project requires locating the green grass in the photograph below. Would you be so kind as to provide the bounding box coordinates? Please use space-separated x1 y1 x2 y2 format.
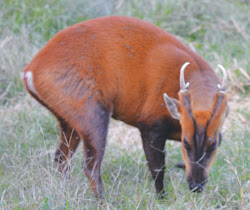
0 0 249 209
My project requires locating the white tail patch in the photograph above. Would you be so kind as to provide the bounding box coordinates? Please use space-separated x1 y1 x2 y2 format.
25 71 38 95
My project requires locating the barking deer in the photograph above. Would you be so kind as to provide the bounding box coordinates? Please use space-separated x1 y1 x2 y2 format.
22 16 228 198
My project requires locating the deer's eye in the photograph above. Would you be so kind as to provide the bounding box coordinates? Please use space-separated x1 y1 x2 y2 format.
208 139 217 152
183 138 190 150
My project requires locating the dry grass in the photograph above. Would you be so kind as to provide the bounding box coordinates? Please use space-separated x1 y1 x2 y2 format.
0 0 249 209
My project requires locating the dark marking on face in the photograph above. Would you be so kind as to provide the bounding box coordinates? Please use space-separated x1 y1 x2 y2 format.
194 126 206 157
183 115 219 190
205 148 213 159
180 92 227 193
189 127 211 165
188 162 207 183
184 138 190 151
212 95 224 116
182 93 193 122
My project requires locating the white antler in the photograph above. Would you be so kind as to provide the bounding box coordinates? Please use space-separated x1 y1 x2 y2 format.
180 62 190 92
217 64 228 92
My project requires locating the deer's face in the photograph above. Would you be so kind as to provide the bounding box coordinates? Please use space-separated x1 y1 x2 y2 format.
164 62 228 192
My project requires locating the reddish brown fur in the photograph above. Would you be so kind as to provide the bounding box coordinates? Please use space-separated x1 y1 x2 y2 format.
22 16 228 198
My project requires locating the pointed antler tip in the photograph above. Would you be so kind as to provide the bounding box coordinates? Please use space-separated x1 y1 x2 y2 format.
180 62 190 91
217 64 228 92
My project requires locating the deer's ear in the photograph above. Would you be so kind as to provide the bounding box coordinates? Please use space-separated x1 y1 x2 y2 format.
163 93 181 120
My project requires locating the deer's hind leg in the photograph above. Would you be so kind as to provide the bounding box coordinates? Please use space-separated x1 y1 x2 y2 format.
54 118 81 177
54 100 110 198
23 88 81 177
79 103 110 198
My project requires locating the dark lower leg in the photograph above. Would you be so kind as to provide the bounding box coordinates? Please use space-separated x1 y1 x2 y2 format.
83 141 105 198
81 105 109 198
141 132 166 198
54 120 80 174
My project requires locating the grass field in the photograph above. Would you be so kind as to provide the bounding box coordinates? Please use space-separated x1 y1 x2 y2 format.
0 0 249 209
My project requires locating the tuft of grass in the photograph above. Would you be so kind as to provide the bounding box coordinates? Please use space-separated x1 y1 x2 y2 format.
0 0 249 209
